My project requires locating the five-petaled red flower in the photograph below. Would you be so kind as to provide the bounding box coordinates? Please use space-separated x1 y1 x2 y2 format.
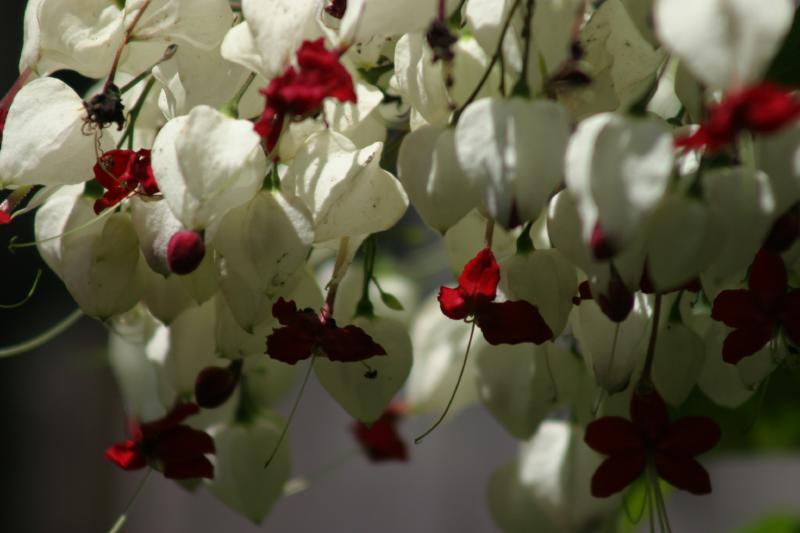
351 403 409 462
266 298 386 365
105 403 215 479
254 38 357 152
438 247 553 345
585 391 720 498
93 148 159 214
677 83 800 152
711 249 800 364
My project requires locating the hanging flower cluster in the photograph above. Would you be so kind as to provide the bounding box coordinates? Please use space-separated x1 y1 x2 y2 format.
1 0 800 530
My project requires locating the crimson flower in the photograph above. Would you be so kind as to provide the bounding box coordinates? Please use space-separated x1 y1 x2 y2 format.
325 0 347 18
438 247 553 345
585 391 720 498
0 211 10 225
105 403 215 480
711 249 800 364
266 298 386 365
93 149 159 214
254 39 357 152
677 83 800 152
352 403 408 462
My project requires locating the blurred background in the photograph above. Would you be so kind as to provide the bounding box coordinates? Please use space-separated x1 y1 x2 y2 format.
2 1 800 532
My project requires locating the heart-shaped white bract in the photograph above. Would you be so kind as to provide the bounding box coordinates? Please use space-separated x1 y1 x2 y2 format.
152 105 266 231
286 131 409 242
455 97 570 227
207 413 291 524
315 315 412 424
0 78 112 188
653 320 706 406
565 112 674 252
655 0 794 90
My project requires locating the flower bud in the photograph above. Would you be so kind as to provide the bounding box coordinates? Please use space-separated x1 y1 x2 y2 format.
195 360 243 409
167 230 206 275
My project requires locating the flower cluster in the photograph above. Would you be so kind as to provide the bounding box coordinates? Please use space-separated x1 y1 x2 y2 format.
1 0 800 530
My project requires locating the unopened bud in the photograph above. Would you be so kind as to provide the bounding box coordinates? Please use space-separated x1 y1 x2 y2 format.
167 230 206 275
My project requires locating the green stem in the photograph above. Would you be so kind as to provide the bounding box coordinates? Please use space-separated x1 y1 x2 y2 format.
640 293 664 388
119 44 178 95
118 76 157 149
515 220 535 254
512 0 536 97
356 236 377 317
264 357 316 468
0 309 83 358
0 269 42 309
221 72 257 119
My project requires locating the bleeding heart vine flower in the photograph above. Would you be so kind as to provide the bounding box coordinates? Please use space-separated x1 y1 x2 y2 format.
105 402 216 480
711 249 800 364
677 83 800 152
266 297 387 364
584 391 721 498
254 38 357 152
351 403 409 462
93 148 160 214
439 247 553 345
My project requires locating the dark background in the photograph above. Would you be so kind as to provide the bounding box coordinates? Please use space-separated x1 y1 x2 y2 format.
1 2 800 532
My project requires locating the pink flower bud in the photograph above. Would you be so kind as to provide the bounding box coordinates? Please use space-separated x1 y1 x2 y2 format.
167 230 206 275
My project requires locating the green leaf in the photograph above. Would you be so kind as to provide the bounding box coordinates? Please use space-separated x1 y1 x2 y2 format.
738 514 800 533
379 291 405 311
766 8 800 86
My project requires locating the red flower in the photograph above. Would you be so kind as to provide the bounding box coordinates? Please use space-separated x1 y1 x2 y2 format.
585 391 720 498
325 0 347 18
0 211 10 225
93 149 159 214
439 248 553 345
105 403 215 479
254 39 357 152
352 403 408 462
0 68 31 143
266 298 386 364
677 83 800 152
711 249 800 364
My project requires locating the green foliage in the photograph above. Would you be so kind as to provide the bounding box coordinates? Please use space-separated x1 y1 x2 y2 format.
738 514 800 533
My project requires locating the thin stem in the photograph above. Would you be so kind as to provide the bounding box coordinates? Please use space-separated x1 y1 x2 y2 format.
264 357 316 468
641 294 664 385
1 185 34 218
118 44 178 95
0 309 83 358
0 269 42 309
484 218 496 248
105 0 154 90
415 321 477 444
356 236 377 316
322 237 351 322
9 202 117 252
108 469 152 533
513 0 536 97
653 475 673 533
221 71 257 119
118 76 157 149
452 0 523 123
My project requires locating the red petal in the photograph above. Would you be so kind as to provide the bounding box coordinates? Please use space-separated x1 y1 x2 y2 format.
458 248 500 303
739 83 800 133
0 211 11 225
351 406 408 462
476 300 553 345
266 326 315 364
272 298 300 326
140 403 200 436
163 456 215 480
319 324 387 362
653 453 712 495
105 441 146 471
748 249 787 313
659 417 721 456
781 290 800 345
584 417 643 454
711 290 768 328
590 453 647 498
438 286 470 320
722 326 773 364
153 426 216 463
630 391 670 442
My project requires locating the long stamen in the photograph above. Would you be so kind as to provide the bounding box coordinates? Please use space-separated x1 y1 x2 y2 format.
118 44 178 95
0 309 83 358
8 205 117 252
415 321 477 444
264 357 316 468
108 468 152 533
0 269 42 309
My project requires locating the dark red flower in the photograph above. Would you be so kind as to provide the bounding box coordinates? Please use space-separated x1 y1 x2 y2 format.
325 0 347 18
254 39 357 152
0 211 10 225
105 403 215 480
438 247 553 345
763 205 800 254
711 249 800 363
676 83 800 152
352 403 408 462
93 149 159 214
266 298 386 364
590 222 617 261
585 391 720 498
